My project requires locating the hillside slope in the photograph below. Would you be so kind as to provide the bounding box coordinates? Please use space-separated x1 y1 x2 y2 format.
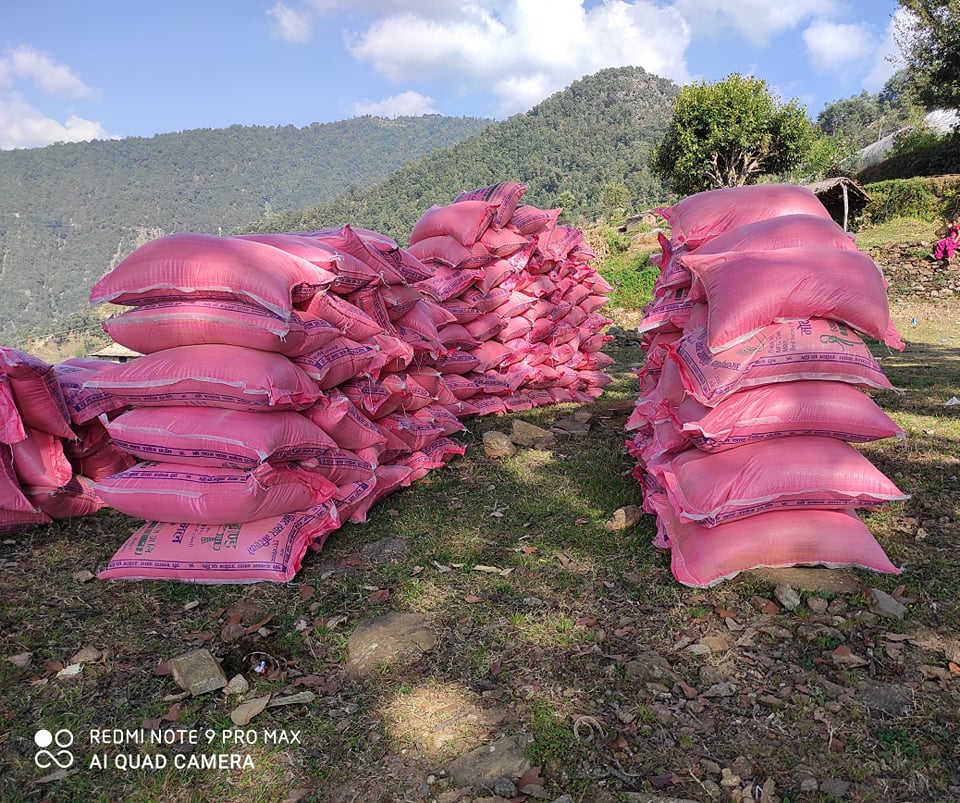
245 66 679 243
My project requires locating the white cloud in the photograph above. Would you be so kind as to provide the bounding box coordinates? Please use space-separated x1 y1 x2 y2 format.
802 20 874 72
0 47 113 149
0 94 113 150
673 0 843 47
352 90 439 117
1 46 97 98
340 1 692 117
268 2 314 42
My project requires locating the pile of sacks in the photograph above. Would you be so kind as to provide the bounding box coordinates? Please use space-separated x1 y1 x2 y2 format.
626 183 910 587
0 349 133 535
24 181 612 583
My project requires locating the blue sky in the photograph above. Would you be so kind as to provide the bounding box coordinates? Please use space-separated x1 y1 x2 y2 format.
1 0 905 150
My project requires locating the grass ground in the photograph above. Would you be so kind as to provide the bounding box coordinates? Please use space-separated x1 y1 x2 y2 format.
1 220 959 802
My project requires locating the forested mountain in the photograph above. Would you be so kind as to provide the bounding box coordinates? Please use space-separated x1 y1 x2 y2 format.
3 65 678 349
245 66 679 242
0 115 491 343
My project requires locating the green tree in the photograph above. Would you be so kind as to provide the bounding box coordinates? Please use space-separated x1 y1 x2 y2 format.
600 181 631 212
797 131 858 180
817 91 880 141
652 73 816 196
894 0 960 111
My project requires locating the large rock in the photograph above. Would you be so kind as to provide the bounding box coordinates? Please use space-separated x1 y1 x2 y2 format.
445 733 534 788
345 612 437 679
483 430 516 459
510 420 556 450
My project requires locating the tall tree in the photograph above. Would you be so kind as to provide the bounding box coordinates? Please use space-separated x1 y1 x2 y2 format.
894 0 960 110
652 73 815 196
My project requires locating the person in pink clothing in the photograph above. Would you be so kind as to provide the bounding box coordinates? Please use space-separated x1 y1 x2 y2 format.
932 216 959 263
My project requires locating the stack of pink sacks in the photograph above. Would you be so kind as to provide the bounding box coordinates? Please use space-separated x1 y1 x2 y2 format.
626 183 910 587
405 182 614 413
0 349 115 535
78 188 612 583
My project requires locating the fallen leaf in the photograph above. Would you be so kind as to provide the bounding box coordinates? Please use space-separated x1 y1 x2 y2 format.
299 585 315 601
7 652 32 668
367 589 390 604
162 703 184 722
56 663 83 679
33 768 77 784
230 695 271 727
244 614 275 635
518 766 546 790
432 560 452 573
70 646 102 664
464 594 482 604
183 600 200 611
142 718 163 730
71 570 95 583
473 564 503 574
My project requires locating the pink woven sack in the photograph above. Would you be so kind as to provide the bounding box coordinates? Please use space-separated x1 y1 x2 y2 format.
84 344 323 412
663 319 892 407
455 181 527 230
304 389 389 450
296 291 385 340
2 348 75 439
25 476 107 520
89 233 335 317
103 301 341 357
292 336 389 390
104 406 338 468
668 380 904 451
508 205 560 236
54 358 122 425
97 502 340 583
11 426 73 488
91 461 338 525
0 375 26 444
650 435 908 527
655 184 832 250
1 444 35 513
409 201 497 247
0 506 52 535
680 246 904 352
651 496 900 587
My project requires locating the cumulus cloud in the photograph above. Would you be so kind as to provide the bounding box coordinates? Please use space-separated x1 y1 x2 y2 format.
0 46 98 98
352 90 439 117
672 0 843 46
802 20 874 73
0 47 113 150
0 94 113 150
341 0 693 117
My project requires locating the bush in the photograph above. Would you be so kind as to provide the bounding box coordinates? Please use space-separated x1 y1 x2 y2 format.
861 176 960 226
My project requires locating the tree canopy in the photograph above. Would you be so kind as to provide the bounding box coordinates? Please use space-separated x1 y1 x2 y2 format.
894 0 960 111
652 73 815 196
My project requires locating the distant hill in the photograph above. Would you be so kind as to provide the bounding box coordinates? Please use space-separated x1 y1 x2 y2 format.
244 66 679 242
0 115 491 344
